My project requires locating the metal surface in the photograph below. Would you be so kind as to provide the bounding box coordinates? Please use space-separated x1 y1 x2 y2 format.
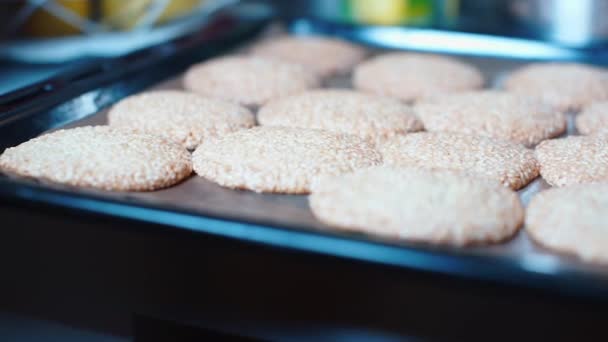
288 18 608 62
509 0 608 47
273 0 608 48
2 35 608 302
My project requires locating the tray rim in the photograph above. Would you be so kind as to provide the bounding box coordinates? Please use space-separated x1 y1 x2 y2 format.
287 18 608 63
3 173 608 300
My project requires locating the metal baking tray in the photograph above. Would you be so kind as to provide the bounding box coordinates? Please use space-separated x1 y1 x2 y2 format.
2 9 608 305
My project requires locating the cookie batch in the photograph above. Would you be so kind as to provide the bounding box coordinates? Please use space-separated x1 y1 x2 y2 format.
2 34 608 263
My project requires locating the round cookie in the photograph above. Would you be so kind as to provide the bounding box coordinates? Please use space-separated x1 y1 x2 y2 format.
250 35 366 78
576 101 608 135
526 184 608 264
192 126 382 194
257 89 423 144
504 62 608 112
183 56 321 107
381 132 539 190
414 90 567 147
108 90 255 150
309 167 524 246
352 52 483 102
0 126 192 191
535 136 608 187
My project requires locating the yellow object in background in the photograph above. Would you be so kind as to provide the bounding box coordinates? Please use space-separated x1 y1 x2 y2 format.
345 0 458 27
103 0 202 30
22 0 204 37
350 0 411 25
158 0 204 23
24 0 90 37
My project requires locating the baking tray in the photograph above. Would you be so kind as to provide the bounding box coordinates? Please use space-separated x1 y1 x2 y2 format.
2 12 608 304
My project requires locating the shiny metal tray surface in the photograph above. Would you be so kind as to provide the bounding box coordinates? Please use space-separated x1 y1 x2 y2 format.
2 25 608 300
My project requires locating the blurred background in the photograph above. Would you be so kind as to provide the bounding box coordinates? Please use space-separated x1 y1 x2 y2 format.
0 0 242 95
1 0 607 95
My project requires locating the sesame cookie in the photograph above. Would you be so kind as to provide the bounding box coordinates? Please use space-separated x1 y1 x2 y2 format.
414 90 567 146
576 101 608 135
353 52 483 102
0 126 192 191
381 132 539 189
192 126 382 194
257 89 422 144
535 136 608 186
526 184 608 264
250 35 366 78
504 62 608 112
108 90 255 150
183 56 321 107
309 167 523 246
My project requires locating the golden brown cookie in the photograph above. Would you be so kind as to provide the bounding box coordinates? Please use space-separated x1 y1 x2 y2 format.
0 126 192 191
381 132 539 189
353 52 483 102
250 35 366 78
257 89 422 144
183 56 321 107
576 101 608 135
108 90 255 150
192 126 382 194
535 136 608 186
415 90 567 147
526 184 608 264
309 167 524 246
504 62 608 112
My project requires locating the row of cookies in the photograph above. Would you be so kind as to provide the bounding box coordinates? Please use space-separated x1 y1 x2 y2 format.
180 35 608 145
105 84 608 190
0 83 543 193
1 122 606 262
309 166 608 264
183 35 608 114
1 118 603 194
1 51 605 193
2 35 607 192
